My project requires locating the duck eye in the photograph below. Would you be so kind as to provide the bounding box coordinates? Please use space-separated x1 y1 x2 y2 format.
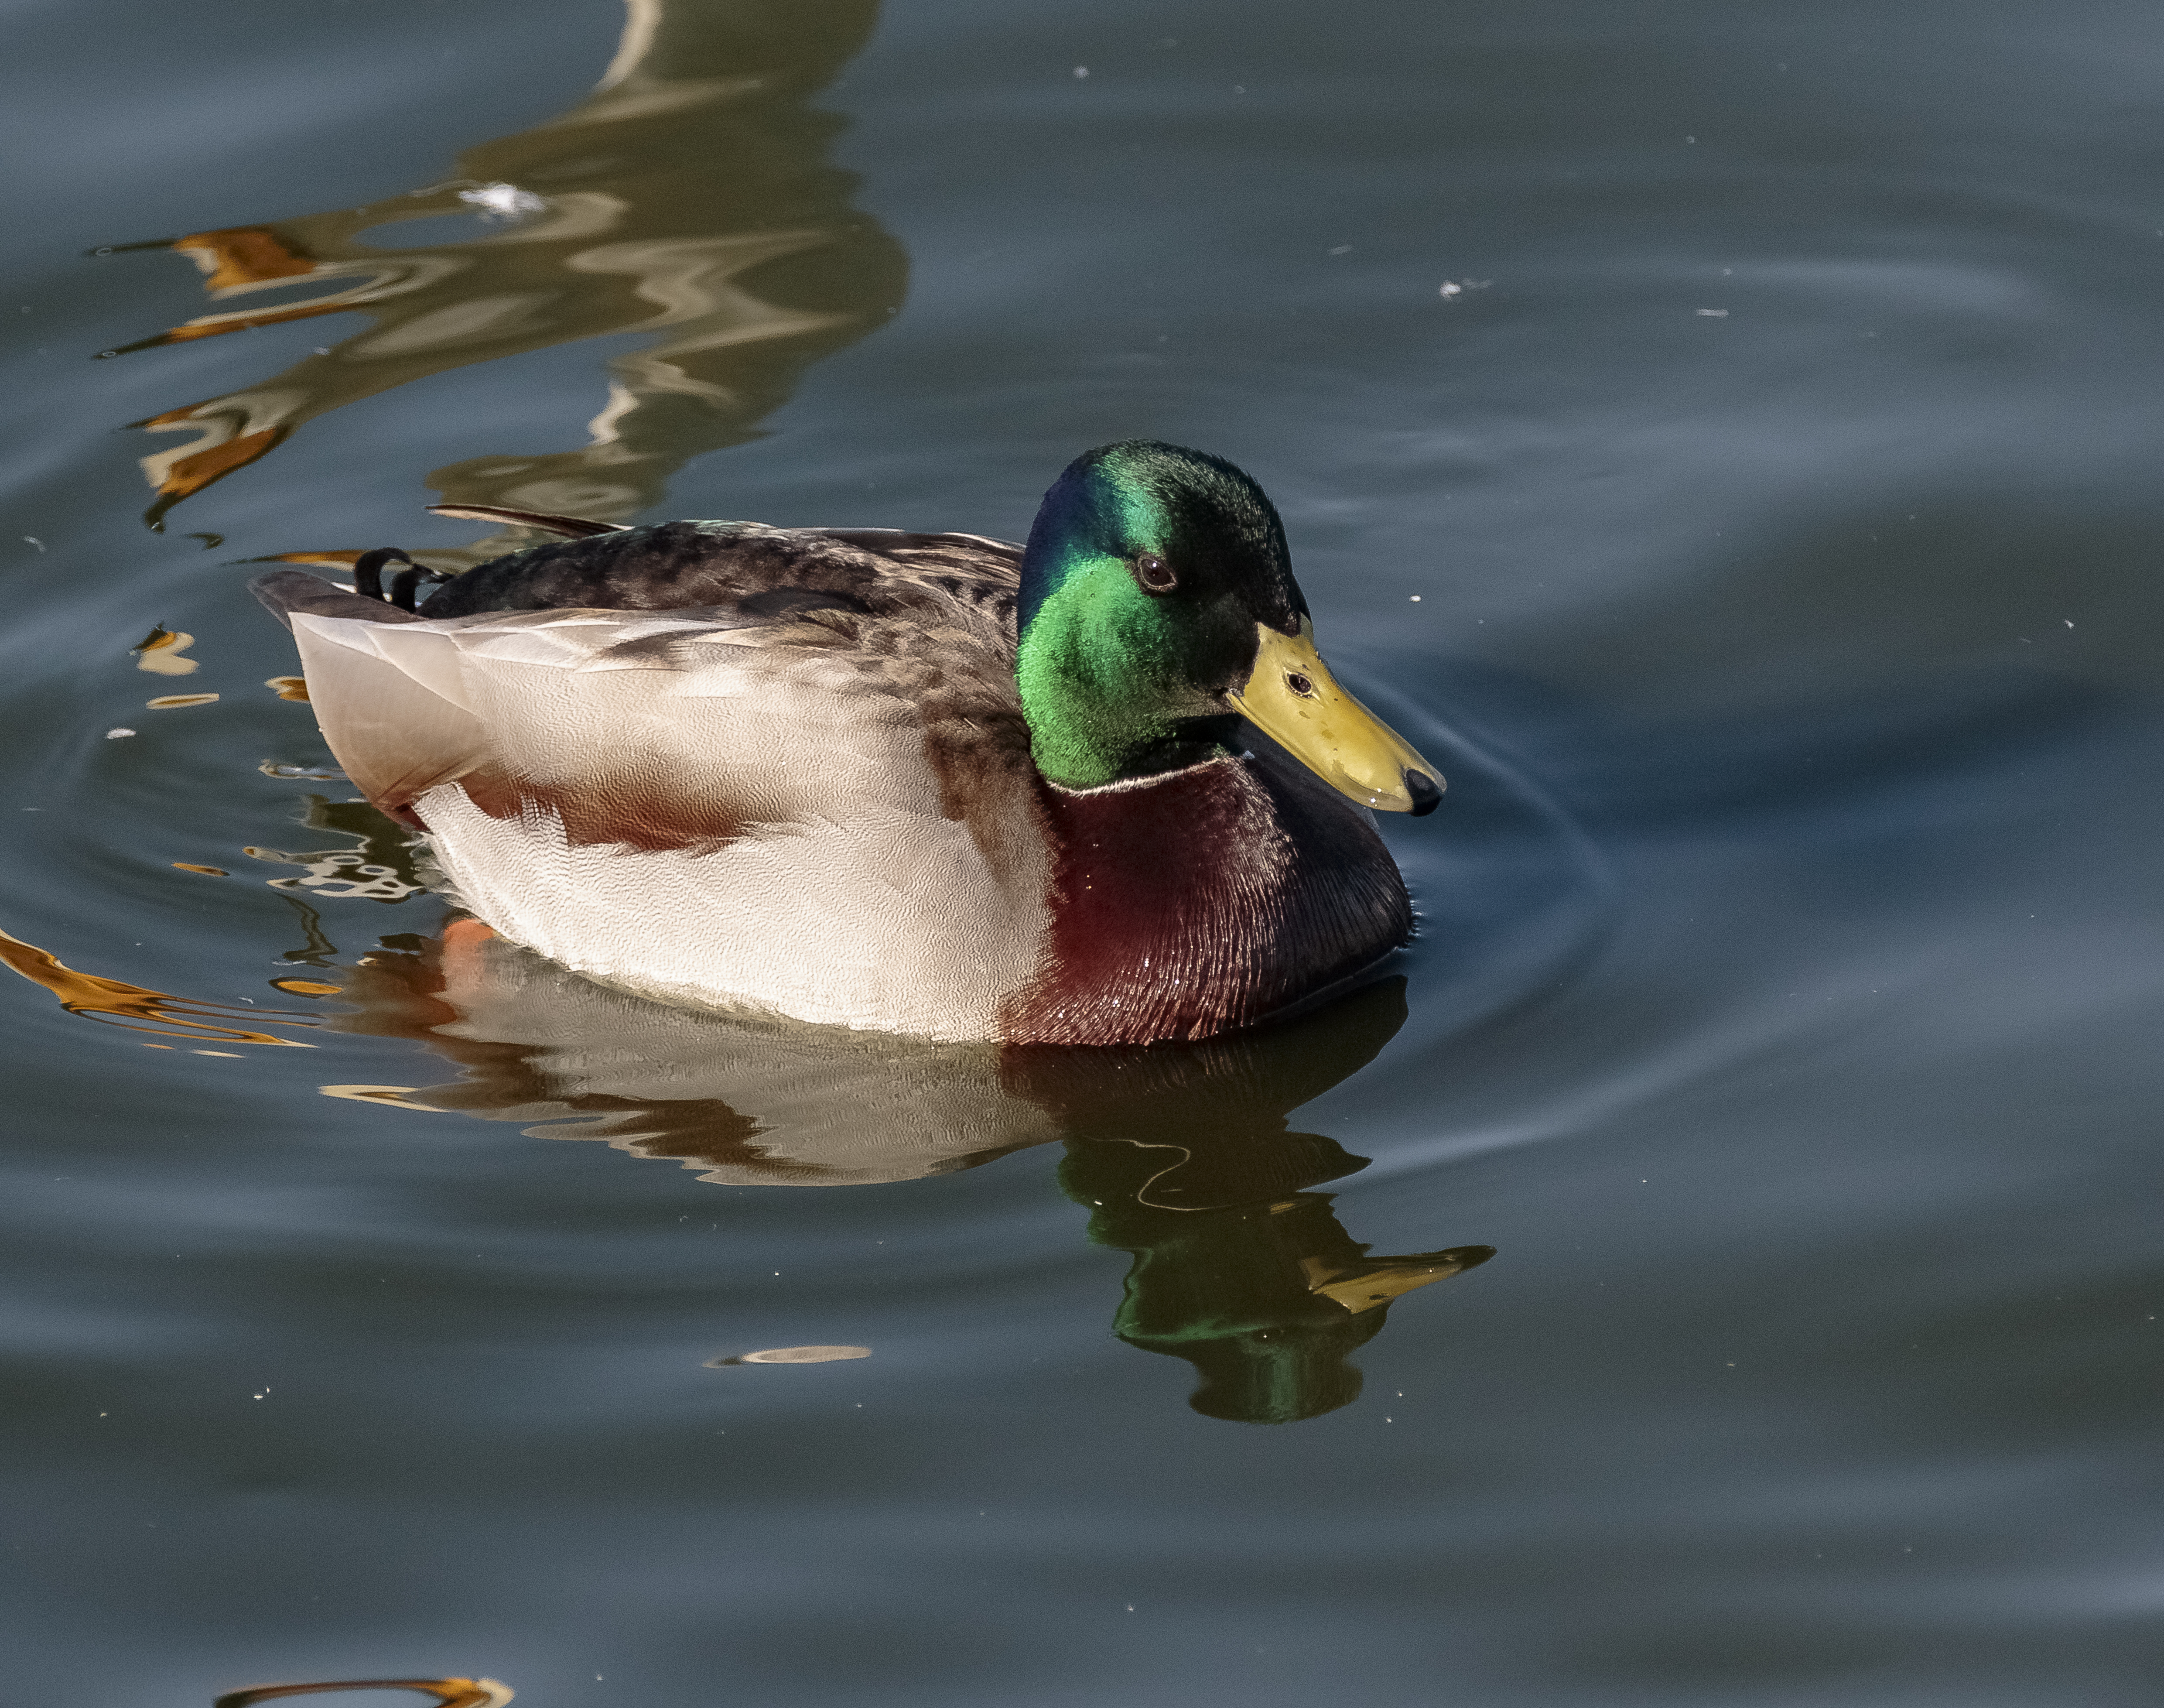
1133 553 1177 594
1285 671 1316 698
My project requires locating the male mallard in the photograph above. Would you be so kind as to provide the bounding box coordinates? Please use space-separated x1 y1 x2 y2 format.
253 442 1443 1044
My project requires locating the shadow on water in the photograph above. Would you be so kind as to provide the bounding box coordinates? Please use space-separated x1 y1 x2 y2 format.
94 0 903 553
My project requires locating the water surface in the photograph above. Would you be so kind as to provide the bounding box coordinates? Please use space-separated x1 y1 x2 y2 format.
3 0 2161 1704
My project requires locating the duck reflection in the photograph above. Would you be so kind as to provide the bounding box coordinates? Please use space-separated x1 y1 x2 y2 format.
1056 1135 1491 1425
0 895 1492 1418
1010 1010 1492 1423
326 921 1493 1421
102 0 902 543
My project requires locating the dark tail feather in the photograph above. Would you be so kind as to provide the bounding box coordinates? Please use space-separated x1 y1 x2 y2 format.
426 503 628 539
250 568 424 630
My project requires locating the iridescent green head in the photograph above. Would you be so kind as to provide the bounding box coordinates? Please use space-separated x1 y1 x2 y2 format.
1015 441 1303 788
1015 441 1444 812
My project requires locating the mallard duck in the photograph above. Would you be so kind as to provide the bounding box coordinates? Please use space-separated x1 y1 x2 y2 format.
253 442 1443 1045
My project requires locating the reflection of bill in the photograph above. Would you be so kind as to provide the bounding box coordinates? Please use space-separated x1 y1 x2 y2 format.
100 0 902 543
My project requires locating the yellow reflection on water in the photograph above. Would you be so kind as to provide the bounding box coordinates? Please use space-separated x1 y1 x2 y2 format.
0 925 315 1047
213 1679 512 1708
106 0 903 543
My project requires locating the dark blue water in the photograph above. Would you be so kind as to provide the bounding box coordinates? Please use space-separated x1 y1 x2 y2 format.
4 1 2162 1703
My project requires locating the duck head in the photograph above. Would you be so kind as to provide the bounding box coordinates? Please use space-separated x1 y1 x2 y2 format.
1015 441 1443 811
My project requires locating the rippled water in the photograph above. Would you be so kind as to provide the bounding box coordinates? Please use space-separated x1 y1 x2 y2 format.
6 0 2163 1703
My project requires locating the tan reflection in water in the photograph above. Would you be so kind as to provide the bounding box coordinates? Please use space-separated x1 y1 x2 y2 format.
323 924 1493 1423
0 925 315 1047
318 1083 448 1113
243 792 428 902
132 626 200 675
0 899 1489 1420
710 1344 873 1365
213 1679 511 1708
109 0 902 546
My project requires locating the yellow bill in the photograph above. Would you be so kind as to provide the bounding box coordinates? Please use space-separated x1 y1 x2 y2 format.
1228 620 1444 815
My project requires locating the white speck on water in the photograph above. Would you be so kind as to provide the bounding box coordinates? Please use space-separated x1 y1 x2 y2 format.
1697 308 1730 317
1439 281 1462 298
458 181 545 219
2065 619 2075 628
23 536 44 552
1408 594 1421 602
106 728 135 739
1072 65 1089 79
1328 244 1352 255
312 346 330 355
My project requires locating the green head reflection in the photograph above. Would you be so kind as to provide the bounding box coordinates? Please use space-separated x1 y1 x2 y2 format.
1011 984 1494 1424
1063 1143 1491 1425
